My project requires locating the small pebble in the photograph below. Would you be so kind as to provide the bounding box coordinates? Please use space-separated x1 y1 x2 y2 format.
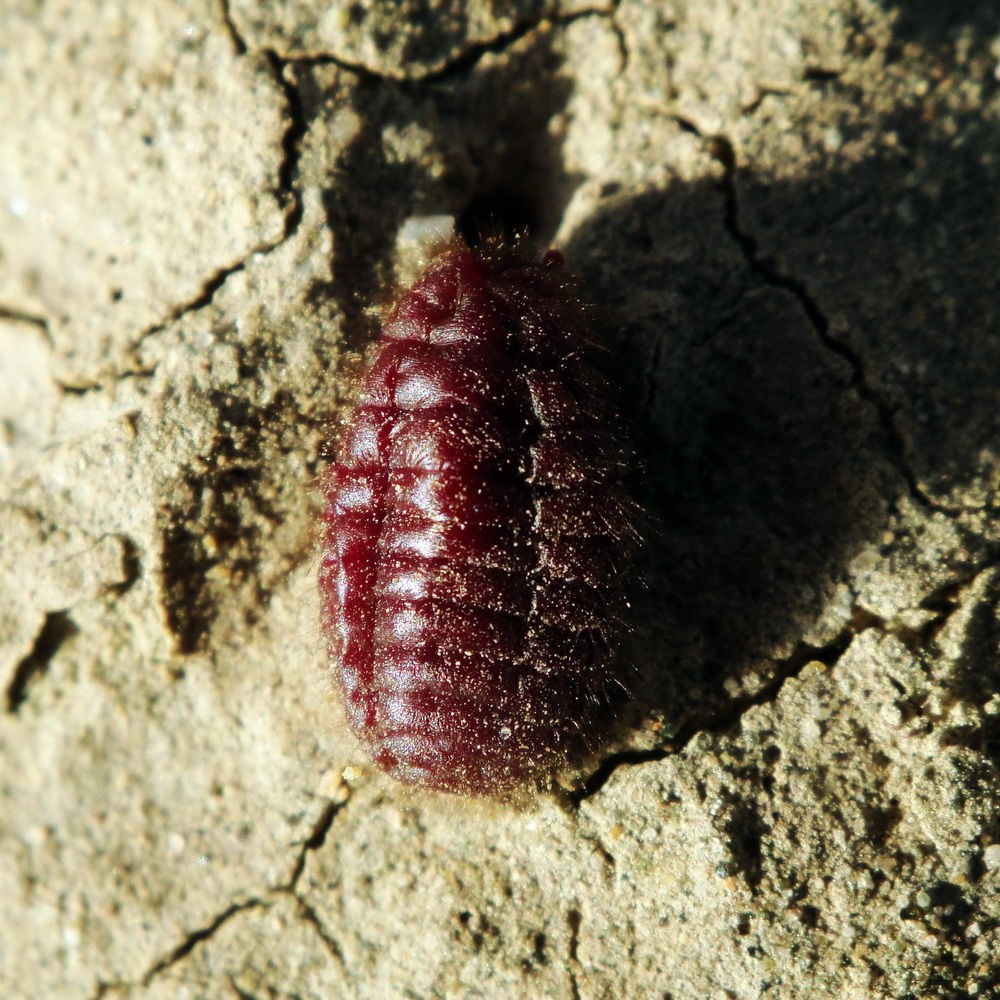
981 844 1000 871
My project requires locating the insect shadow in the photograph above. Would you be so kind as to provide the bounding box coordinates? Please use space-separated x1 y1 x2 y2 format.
563 93 999 748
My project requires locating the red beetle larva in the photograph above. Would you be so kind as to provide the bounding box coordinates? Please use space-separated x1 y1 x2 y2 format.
318 238 634 795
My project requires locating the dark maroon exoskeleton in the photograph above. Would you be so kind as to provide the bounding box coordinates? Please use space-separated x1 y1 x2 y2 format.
319 240 634 795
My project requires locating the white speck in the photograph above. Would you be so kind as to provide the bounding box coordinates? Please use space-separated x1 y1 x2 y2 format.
9 196 28 218
982 843 1000 871
197 854 210 866
822 127 843 153
24 825 47 847
812 703 832 722
398 214 455 248
880 703 903 727
166 832 186 855
799 716 822 745
499 725 512 740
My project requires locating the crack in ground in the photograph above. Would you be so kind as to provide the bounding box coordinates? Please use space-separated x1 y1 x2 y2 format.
890 550 1000 654
0 304 53 348
571 550 1000 802
281 796 347 891
420 6 623 86
125 236 284 369
569 625 856 803
418 16 550 85
123 4 616 374
141 897 266 986
672 119 952 516
6 610 78 713
86 792 349 996
605 0 629 73
567 907 583 1000
244 5 619 88
265 52 308 239
241 16 543 87
293 894 349 971
218 0 247 56
124 31 307 372
709 133 940 513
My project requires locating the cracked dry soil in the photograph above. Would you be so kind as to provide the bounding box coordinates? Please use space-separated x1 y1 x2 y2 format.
1 1 998 999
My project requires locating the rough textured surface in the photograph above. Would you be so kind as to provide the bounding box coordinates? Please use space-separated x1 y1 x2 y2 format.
226 0 570 78
1 1 997 998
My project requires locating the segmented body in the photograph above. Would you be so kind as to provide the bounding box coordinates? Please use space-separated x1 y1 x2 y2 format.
319 242 632 795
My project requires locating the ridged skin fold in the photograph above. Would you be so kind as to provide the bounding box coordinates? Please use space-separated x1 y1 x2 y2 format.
319 242 633 795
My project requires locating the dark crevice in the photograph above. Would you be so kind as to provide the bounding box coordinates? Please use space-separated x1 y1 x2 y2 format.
142 899 264 984
55 372 155 399
420 17 544 85
228 975 262 1000
274 18 544 88
572 553 1000 801
217 0 248 55
917 552 1000 648
584 833 616 871
605 0 629 72
714 136 945 513
570 746 670 804
88 793 351 995
567 908 583 1000
429 6 626 88
277 7 617 88
175 263 250 322
0 304 47 327
270 50 379 86
294 895 348 970
803 66 843 82
282 798 346 891
54 379 101 396
6 611 78 713
687 127 949 515
671 114 702 137
740 87 792 115
852 550 1000 657
264 52 307 239
127 50 305 365
570 626 855 803
129 261 252 359
0 304 52 347
106 535 143 596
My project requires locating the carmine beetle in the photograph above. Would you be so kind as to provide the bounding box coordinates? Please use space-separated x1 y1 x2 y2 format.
319 239 634 795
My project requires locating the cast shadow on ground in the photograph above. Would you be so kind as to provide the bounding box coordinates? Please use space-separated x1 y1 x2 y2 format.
566 177 889 739
565 112 998 742
880 0 1000 47
303 30 578 358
